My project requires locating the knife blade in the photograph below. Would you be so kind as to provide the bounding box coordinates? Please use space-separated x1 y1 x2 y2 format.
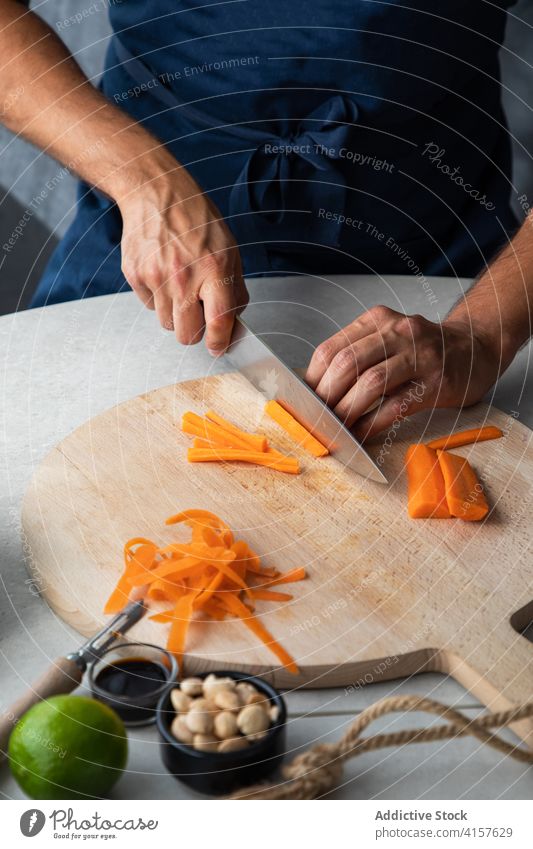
225 317 387 483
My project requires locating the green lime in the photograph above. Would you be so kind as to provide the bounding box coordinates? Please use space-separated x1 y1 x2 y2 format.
8 695 128 800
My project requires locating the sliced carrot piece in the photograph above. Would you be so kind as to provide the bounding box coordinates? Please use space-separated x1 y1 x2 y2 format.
264 399 329 457
220 593 299 674
199 599 228 620
405 444 451 519
437 449 489 521
249 589 293 602
187 447 300 474
263 567 307 587
128 556 206 586
103 542 157 614
205 409 268 452
147 579 185 604
194 570 225 608
427 425 503 451
167 593 196 664
182 412 254 451
208 556 250 594
105 511 305 673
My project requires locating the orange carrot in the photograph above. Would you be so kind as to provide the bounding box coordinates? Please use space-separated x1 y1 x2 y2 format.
182 412 254 451
205 409 268 452
103 542 158 614
191 441 298 471
166 593 196 662
127 556 207 586
220 593 299 674
263 567 307 587
103 510 306 671
437 449 489 521
264 400 329 457
405 444 451 519
198 599 227 620
427 425 503 451
187 447 300 474
249 589 293 602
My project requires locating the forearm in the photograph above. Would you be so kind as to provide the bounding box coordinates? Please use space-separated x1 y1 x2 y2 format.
447 215 533 370
0 0 179 203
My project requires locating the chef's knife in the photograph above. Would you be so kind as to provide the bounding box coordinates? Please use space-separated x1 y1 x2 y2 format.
226 317 387 483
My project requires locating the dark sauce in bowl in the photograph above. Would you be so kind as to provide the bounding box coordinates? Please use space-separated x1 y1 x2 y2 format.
94 656 170 724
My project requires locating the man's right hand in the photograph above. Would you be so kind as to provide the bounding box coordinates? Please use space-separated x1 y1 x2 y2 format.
119 162 248 354
0 1 247 354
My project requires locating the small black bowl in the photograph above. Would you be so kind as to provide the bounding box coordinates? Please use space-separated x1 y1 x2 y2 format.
156 670 287 796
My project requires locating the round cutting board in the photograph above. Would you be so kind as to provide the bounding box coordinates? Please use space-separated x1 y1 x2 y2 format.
22 373 533 742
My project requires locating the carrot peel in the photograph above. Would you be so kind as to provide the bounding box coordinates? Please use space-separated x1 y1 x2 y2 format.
103 510 305 673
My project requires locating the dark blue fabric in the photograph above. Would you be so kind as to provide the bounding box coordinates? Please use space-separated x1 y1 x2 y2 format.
32 1 518 307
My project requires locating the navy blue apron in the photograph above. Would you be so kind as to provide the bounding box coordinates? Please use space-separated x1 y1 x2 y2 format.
31 1 517 306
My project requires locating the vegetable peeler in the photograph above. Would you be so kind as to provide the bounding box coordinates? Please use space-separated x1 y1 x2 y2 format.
0 600 146 759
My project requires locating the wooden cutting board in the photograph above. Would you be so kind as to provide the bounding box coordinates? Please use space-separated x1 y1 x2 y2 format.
22 373 533 743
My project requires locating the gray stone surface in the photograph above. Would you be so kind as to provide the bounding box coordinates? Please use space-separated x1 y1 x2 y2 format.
0 275 531 800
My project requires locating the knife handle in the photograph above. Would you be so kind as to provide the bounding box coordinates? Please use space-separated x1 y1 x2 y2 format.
0 656 83 761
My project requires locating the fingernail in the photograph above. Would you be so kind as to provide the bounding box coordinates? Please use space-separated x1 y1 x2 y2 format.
208 348 222 357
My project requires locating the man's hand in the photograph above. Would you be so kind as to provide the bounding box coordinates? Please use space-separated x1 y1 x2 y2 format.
119 167 248 353
0 1 248 353
305 306 503 440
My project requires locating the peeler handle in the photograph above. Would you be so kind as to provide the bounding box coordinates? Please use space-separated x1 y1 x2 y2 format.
0 656 83 761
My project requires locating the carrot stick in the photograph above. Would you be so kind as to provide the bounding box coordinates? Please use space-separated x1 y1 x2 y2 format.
437 449 489 521
221 593 299 674
427 425 503 451
264 400 329 457
405 444 451 519
187 447 300 473
182 412 254 451
205 410 268 452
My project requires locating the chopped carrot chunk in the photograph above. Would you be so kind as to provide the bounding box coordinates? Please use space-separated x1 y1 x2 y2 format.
405 444 450 519
437 449 489 521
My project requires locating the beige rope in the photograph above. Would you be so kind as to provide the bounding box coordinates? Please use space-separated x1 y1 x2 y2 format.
229 695 533 799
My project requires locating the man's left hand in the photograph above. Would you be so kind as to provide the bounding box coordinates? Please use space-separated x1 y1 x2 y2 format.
305 306 502 440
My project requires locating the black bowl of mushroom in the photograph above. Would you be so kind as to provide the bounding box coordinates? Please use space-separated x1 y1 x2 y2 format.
156 670 287 795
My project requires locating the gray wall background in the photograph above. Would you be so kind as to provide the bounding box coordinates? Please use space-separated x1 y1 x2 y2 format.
0 0 532 313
